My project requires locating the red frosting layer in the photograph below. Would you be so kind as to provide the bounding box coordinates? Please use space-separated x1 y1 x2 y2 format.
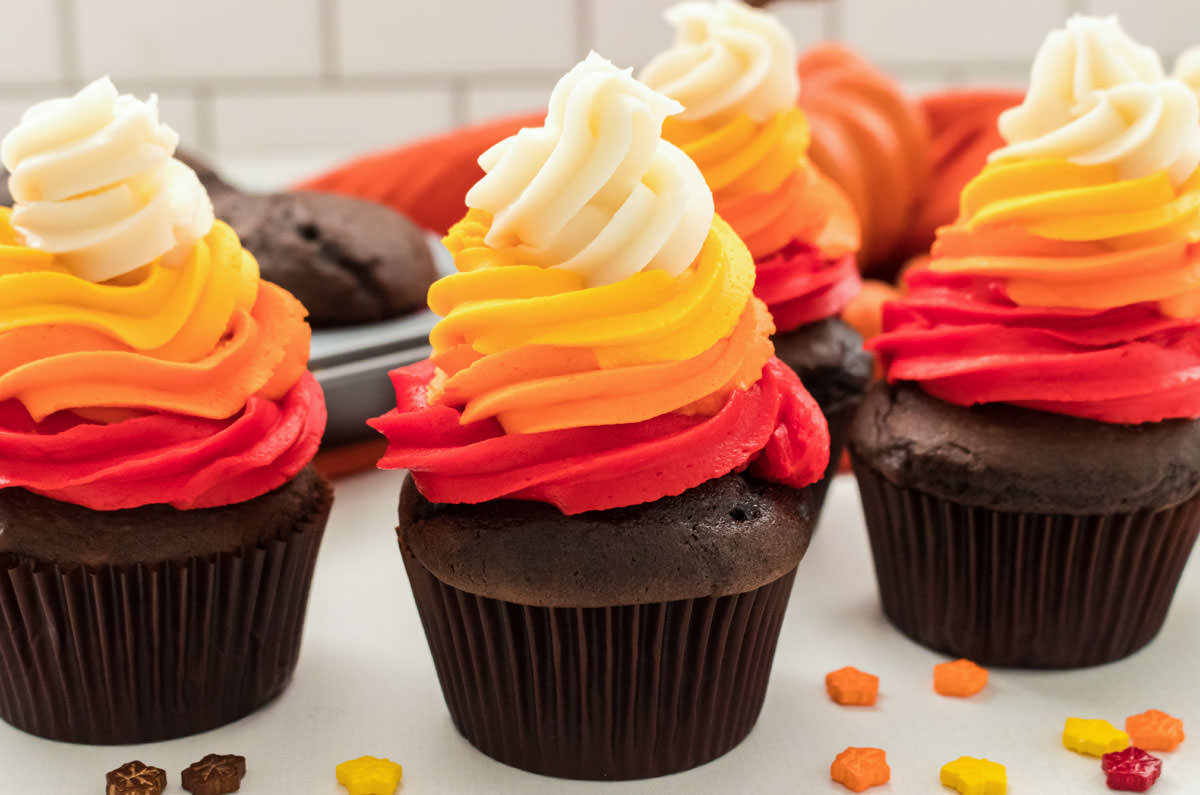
755 242 861 333
0 373 326 510
371 357 829 515
872 269 1200 423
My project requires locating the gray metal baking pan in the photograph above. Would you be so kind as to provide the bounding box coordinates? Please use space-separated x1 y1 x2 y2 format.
309 235 452 446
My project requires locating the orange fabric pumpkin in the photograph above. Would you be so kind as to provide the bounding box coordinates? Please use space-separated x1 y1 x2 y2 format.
908 89 1022 257
298 112 540 236
797 43 931 277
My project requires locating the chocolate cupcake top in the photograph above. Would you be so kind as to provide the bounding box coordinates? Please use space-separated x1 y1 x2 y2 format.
773 317 872 412
0 465 327 566
852 381 1200 514
213 189 436 328
641 1 863 333
373 52 830 515
871 15 1200 426
403 470 814 605
0 77 324 510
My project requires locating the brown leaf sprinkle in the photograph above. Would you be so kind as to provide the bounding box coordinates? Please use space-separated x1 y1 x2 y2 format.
106 761 167 795
181 753 247 795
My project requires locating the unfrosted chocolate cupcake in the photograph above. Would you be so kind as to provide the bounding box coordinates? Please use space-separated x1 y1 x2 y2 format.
213 189 436 327
774 318 872 509
176 147 237 198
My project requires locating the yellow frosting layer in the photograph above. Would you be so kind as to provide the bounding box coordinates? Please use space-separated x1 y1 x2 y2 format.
932 157 1200 316
664 107 810 202
434 209 753 368
428 210 772 433
0 210 310 420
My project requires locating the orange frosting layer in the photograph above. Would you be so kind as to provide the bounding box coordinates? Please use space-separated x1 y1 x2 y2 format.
663 106 860 265
931 159 1200 317
427 211 772 434
721 166 860 260
0 211 311 421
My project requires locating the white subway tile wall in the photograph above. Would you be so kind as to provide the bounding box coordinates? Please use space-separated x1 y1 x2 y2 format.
339 0 580 75
0 2 62 83
75 0 325 81
842 0 1071 65
0 0 1196 188
1083 0 1200 58
463 82 556 124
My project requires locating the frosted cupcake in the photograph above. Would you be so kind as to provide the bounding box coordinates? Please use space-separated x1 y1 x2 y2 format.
0 78 330 741
641 0 868 512
372 53 829 779
851 16 1200 667
1176 46 1200 96
796 43 931 276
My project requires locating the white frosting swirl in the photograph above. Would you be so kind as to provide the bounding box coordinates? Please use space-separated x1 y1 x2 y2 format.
993 16 1200 187
466 52 714 286
639 0 798 124
2 77 214 283
1175 47 1200 95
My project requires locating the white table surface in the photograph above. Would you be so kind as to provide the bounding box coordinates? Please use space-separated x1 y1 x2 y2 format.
2 472 1197 793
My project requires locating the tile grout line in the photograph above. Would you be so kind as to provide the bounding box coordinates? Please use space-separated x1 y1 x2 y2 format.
0 70 572 96
575 0 594 58
55 0 80 85
192 83 217 154
944 63 969 86
319 0 342 85
449 77 469 127
824 0 844 40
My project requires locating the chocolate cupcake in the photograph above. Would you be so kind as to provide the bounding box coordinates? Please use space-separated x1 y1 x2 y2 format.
773 318 872 506
213 189 437 328
372 53 830 779
851 16 1200 668
175 147 237 198
852 384 1200 667
0 77 330 741
641 1 868 515
399 472 813 779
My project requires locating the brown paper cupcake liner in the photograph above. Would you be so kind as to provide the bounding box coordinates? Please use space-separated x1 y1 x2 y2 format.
0 483 332 744
401 540 798 780
852 456 1200 668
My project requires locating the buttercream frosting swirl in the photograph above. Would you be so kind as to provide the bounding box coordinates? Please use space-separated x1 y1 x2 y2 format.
640 0 797 124
467 52 713 286
374 53 829 512
872 17 1200 425
0 79 323 510
1175 47 1200 95
2 76 213 283
642 1 861 333
993 16 1200 187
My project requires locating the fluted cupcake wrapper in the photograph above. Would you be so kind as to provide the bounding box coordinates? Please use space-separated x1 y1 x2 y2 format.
0 483 332 744
401 538 798 780
852 456 1200 668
